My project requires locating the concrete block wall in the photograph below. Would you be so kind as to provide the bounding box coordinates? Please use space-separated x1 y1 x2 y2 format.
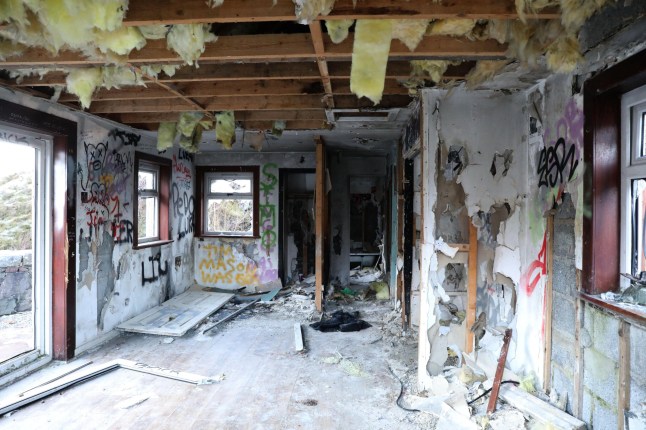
0 250 32 316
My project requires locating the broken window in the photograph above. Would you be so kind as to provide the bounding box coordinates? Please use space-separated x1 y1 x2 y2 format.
134 152 171 248
621 85 646 276
197 167 259 237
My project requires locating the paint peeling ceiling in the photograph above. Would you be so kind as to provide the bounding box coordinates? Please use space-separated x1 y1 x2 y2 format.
0 0 614 152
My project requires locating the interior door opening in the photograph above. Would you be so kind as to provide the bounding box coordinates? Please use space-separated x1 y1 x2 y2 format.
0 125 52 373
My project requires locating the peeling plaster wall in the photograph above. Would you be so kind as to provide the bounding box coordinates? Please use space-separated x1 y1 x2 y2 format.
418 88 529 389
328 153 387 287
0 87 196 352
194 152 315 289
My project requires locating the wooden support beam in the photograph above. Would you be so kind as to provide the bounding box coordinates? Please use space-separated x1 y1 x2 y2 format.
543 215 554 391
315 136 326 312
309 21 335 109
618 320 631 430
466 223 478 354
113 109 328 124
123 0 559 26
0 34 505 67
487 328 513 414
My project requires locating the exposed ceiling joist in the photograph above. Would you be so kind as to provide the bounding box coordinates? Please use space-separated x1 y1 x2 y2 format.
112 110 329 124
309 21 335 109
122 0 559 26
0 35 505 67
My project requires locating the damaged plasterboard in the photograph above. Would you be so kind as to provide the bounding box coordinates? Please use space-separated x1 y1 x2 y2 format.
496 209 521 250
117 290 234 336
405 395 478 430
0 359 219 416
493 245 521 285
435 238 460 259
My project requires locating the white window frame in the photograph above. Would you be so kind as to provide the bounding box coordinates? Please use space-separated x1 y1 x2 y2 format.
204 171 255 236
620 84 646 277
137 162 160 243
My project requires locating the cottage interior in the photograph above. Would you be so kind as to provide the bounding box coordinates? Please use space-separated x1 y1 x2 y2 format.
0 1 645 429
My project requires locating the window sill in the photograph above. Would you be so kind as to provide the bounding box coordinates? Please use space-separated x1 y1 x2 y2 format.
133 239 174 250
579 292 646 326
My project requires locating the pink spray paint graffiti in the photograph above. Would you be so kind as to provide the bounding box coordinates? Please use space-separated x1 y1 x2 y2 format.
521 230 547 296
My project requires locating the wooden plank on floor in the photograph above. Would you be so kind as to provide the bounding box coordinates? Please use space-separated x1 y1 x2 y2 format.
315 136 326 312
466 223 478 354
294 323 304 352
117 290 234 336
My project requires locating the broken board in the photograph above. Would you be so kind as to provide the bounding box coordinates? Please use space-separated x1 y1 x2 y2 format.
117 290 234 336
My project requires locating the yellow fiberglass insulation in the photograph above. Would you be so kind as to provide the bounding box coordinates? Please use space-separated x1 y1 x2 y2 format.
485 20 510 44
101 66 144 89
410 60 452 83
91 0 128 32
272 120 286 137
465 60 508 89
157 122 177 151
0 11 56 53
546 34 582 73
167 24 217 66
392 20 429 51
0 40 24 60
506 20 564 67
178 127 200 153
95 27 146 56
216 111 236 150
138 25 170 40
515 0 558 23
428 19 476 37
325 19 354 44
294 0 335 24
36 0 97 52
177 112 204 138
560 0 609 33
140 64 180 78
350 19 393 105
66 67 102 109
0 0 27 26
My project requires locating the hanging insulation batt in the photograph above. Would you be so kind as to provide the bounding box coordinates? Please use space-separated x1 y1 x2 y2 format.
0 0 27 26
392 20 429 51
546 34 582 73
411 60 453 83
167 24 217 66
560 0 609 33
101 66 144 89
325 20 354 44
350 20 393 105
216 111 235 150
157 122 177 151
428 19 476 37
465 60 508 89
95 27 146 56
272 120 286 137
66 68 102 109
294 0 335 24
91 0 128 31
177 112 204 137
138 25 170 40
140 64 180 78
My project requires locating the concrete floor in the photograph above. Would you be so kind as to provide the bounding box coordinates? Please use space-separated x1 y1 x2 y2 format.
0 300 434 429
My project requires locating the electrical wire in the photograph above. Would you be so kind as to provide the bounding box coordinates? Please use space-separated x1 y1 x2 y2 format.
387 365 421 412
466 380 519 405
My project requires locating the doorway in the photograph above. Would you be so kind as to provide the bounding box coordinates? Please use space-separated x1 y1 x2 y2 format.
0 125 52 373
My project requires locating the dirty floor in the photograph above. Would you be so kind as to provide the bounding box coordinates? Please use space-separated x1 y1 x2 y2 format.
0 300 435 430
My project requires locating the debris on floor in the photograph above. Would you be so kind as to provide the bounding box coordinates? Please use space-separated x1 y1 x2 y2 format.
349 267 382 284
321 352 367 377
310 310 372 332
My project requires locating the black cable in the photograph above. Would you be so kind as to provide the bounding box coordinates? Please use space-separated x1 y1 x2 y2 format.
387 365 420 413
466 380 520 405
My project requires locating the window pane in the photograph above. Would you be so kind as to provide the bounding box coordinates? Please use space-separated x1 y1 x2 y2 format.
138 170 156 191
138 196 158 239
642 112 646 157
207 198 253 234
209 178 251 194
632 179 646 274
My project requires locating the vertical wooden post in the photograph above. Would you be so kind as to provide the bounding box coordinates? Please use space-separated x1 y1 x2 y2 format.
618 320 631 430
487 328 513 414
466 223 478 354
573 286 584 418
315 137 325 312
544 215 554 391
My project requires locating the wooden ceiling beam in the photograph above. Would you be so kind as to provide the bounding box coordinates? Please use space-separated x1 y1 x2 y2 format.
0 34 504 67
309 21 335 109
88 94 412 113
123 0 559 26
112 110 329 124
242 120 330 130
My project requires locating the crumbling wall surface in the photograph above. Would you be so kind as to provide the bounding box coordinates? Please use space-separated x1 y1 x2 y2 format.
0 251 32 315
418 88 529 389
194 152 315 289
327 153 386 287
0 86 196 351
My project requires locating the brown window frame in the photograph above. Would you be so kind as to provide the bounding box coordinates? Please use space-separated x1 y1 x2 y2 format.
133 152 172 249
583 47 646 323
195 165 260 238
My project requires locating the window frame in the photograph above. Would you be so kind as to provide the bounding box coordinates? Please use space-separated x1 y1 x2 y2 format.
196 166 260 238
133 152 172 249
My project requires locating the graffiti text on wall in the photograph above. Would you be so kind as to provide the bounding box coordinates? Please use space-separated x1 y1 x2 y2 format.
173 149 193 190
198 243 259 285
537 138 579 188
260 163 278 255
142 251 169 285
521 230 547 296
172 183 194 240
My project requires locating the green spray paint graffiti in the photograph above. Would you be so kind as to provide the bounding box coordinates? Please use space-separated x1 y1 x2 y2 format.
260 163 278 255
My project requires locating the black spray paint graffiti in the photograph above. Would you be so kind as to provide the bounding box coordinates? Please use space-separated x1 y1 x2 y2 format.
109 129 141 147
142 252 169 285
172 183 195 240
537 137 579 188
177 148 194 162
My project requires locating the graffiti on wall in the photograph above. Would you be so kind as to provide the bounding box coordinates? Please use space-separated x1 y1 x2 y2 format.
173 149 193 190
520 230 547 296
78 131 135 243
172 183 194 240
260 163 278 256
197 243 260 285
141 251 169 285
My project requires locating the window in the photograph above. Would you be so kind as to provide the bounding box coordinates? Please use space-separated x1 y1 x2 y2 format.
134 152 171 248
621 85 646 277
196 166 259 237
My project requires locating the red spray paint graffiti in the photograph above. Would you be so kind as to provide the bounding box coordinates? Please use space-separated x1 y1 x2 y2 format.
521 230 547 296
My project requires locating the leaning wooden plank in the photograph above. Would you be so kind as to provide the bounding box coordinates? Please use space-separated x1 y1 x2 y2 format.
202 299 260 334
0 359 216 416
499 384 586 430
294 323 304 352
487 328 513 414
117 291 234 336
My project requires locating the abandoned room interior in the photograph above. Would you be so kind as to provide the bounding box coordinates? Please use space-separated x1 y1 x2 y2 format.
0 1 645 429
